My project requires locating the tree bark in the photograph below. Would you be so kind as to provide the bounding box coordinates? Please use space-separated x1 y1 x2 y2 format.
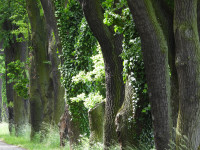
152 1 179 140
26 0 64 137
174 0 200 149
13 38 30 137
127 1 172 150
88 101 105 145
115 78 134 149
3 19 30 135
78 0 125 149
40 0 65 124
59 108 68 147
0 75 2 122
59 104 80 149
26 0 54 136
1 74 8 122
3 19 15 134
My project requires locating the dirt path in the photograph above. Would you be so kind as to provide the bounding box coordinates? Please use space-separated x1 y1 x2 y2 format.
0 140 26 150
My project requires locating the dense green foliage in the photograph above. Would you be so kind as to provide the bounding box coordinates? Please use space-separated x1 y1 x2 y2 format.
103 0 153 146
55 0 105 135
0 0 29 100
71 48 105 109
0 0 28 46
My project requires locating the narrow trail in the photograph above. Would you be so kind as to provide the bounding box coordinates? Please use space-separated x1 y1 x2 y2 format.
0 140 26 150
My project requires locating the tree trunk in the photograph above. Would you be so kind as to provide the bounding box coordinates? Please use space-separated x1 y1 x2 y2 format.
13 39 30 137
151 0 179 140
3 19 15 134
59 108 68 147
115 78 134 149
0 75 2 122
40 0 65 124
14 91 29 136
174 0 200 149
88 101 105 145
59 104 80 149
1 75 8 122
127 1 172 150
78 0 125 149
26 0 54 136
3 22 29 135
26 0 64 137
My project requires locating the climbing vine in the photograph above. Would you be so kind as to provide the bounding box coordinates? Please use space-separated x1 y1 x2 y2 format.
55 0 101 135
103 0 153 147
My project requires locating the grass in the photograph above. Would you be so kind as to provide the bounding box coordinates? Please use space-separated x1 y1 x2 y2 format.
0 122 69 150
0 122 155 150
0 122 104 150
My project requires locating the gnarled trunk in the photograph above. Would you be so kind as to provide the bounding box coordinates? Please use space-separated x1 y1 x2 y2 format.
59 104 80 149
13 38 30 137
40 0 65 124
174 0 200 149
78 0 125 149
88 101 105 144
26 0 64 137
115 78 134 149
26 0 54 136
127 1 172 149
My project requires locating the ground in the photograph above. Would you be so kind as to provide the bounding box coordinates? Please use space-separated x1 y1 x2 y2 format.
0 140 26 150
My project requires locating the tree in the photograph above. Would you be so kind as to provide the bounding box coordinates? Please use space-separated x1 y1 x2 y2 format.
11 37 29 137
174 1 200 149
3 19 15 133
78 0 125 148
40 0 65 124
127 0 200 149
115 77 134 149
26 0 64 136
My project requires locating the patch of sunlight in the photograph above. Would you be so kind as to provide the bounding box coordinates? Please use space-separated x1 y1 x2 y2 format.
0 122 9 135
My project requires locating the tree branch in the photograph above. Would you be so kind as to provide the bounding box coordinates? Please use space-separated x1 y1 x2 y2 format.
78 0 114 53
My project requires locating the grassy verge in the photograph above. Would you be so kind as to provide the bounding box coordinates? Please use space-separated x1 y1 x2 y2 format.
0 122 69 150
0 122 107 150
0 122 154 150
0 123 104 150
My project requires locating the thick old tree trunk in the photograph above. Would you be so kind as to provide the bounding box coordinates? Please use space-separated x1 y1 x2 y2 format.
127 1 172 149
79 0 125 149
26 0 54 136
115 78 134 149
13 39 30 137
26 0 64 137
40 0 65 124
174 0 200 149
3 19 15 134
59 104 80 149
3 23 29 135
88 101 105 144
152 0 179 140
